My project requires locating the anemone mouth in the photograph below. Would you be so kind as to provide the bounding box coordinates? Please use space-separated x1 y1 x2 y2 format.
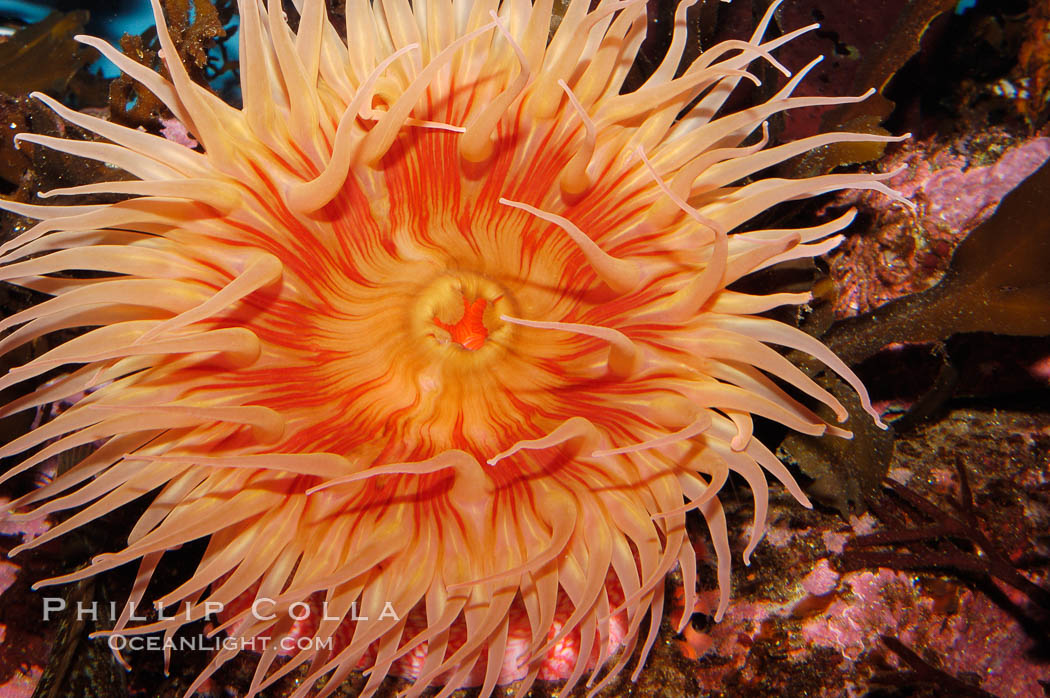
418 272 511 350
0 0 908 696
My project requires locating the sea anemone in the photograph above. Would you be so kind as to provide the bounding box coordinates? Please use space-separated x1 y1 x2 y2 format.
0 0 906 695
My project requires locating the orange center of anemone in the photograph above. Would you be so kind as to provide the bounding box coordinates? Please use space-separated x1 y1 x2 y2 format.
432 296 490 351
406 270 515 364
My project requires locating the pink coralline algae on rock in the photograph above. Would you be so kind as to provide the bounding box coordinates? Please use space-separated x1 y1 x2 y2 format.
802 567 1049 697
827 133 1050 317
799 558 839 597
0 500 52 698
674 468 1050 698
159 117 198 150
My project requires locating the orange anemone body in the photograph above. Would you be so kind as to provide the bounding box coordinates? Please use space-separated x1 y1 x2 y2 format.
0 0 907 696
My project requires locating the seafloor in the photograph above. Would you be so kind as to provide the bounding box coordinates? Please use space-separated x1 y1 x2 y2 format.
0 0 1048 697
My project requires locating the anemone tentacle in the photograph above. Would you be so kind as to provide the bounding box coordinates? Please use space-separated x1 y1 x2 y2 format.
1 0 903 695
